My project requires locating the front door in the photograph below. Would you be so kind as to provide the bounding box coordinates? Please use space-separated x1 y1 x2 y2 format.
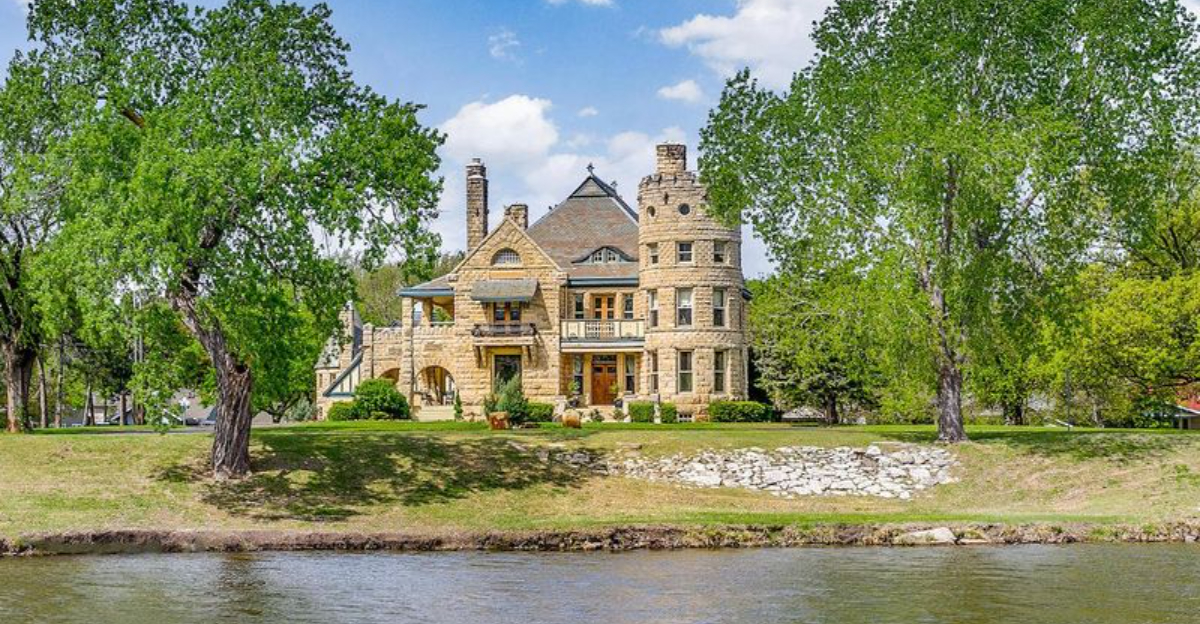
591 355 617 405
592 295 615 320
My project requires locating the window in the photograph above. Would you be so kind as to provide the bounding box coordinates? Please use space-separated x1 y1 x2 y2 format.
624 356 636 394
677 241 693 263
493 354 522 389
650 352 659 393
676 288 693 327
572 355 584 396
713 241 727 264
649 290 659 328
649 243 659 265
714 350 727 393
493 302 520 323
678 351 693 393
713 288 726 328
679 203 691 216
573 293 585 320
492 248 520 265
622 294 634 320
584 246 628 264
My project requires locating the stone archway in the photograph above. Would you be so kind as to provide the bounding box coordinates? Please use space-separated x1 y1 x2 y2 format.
416 366 456 406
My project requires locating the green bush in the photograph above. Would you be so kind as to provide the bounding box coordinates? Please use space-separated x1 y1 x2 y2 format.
354 379 410 420
527 402 555 423
326 401 359 422
660 402 678 423
627 401 654 423
486 376 529 424
453 392 463 421
709 400 773 423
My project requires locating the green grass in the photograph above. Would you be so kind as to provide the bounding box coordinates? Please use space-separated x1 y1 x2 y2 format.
2 422 1198 538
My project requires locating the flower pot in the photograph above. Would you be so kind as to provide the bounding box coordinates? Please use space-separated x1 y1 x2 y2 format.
487 412 510 430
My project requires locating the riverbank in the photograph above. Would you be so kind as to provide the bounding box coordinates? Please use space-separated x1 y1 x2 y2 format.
5 521 1200 556
2 422 1198 554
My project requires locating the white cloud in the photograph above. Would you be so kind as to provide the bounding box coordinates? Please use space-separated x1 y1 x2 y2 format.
440 95 559 165
488 28 521 62
546 0 614 7
656 79 705 103
577 106 599 118
660 0 832 90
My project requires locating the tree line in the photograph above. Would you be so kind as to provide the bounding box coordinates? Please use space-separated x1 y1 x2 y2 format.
704 0 1200 440
0 0 445 478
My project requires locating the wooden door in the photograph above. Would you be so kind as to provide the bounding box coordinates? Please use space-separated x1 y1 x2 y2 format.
592 295 615 320
591 358 617 405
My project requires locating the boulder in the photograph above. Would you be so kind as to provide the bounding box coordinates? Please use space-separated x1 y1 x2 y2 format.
894 527 957 546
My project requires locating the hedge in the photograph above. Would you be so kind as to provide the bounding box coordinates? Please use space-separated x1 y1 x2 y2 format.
709 400 773 423
527 402 555 423
626 401 676 423
326 401 359 422
354 379 411 420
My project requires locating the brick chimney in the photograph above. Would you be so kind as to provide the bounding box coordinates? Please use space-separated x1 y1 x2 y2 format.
504 203 529 229
655 143 687 175
466 158 489 252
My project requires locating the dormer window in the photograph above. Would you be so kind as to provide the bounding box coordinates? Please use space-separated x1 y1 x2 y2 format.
576 246 632 265
492 248 521 266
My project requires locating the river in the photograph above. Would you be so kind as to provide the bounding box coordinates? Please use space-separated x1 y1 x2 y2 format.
1 544 1196 623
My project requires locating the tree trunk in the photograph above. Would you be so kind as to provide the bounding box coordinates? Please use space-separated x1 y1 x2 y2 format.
936 356 967 442
1003 400 1025 426
55 337 64 428
84 381 94 426
119 392 127 426
37 355 48 429
3 341 35 433
823 393 840 426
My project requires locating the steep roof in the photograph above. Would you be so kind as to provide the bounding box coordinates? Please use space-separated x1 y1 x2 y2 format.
526 174 640 279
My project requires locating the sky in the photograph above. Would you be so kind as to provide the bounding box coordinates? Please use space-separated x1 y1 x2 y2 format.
2 0 847 277
7 0 1199 278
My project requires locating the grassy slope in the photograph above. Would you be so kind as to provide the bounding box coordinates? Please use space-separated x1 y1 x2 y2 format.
1 422 1198 538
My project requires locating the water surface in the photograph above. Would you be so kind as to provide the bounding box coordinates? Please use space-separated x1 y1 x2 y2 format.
1 545 1197 623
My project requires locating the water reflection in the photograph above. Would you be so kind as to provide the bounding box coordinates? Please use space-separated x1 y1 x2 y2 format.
1 545 1197 624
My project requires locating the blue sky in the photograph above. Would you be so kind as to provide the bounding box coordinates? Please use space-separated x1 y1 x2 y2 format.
0 0 838 277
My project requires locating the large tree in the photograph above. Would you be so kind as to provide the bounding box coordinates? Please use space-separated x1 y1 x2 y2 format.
701 0 1200 441
31 0 442 476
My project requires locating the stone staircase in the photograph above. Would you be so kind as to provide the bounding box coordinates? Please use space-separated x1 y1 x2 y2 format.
417 405 456 421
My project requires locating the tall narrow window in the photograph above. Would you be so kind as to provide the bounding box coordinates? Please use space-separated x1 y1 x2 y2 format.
649 243 659 265
573 293 585 320
650 352 659 393
677 241 693 263
713 241 727 264
622 294 634 320
624 356 636 394
714 350 727 393
572 355 584 396
678 351 693 393
676 288 693 327
649 290 659 328
713 288 727 328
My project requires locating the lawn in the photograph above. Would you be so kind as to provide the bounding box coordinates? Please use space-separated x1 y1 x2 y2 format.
1 422 1198 539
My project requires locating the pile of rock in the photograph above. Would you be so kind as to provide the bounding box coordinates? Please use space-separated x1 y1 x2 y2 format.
610 444 955 500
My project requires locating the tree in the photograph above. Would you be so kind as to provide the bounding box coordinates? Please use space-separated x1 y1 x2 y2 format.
32 0 442 477
701 0 1200 441
354 251 464 327
748 273 880 424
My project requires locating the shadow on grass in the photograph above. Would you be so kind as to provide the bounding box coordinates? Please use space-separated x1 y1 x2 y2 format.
868 428 1197 462
159 432 602 522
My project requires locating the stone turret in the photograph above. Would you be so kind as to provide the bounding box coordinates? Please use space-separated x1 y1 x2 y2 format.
466 158 489 252
637 143 748 413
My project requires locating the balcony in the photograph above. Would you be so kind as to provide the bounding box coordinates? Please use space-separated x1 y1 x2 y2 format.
561 319 645 347
472 322 537 338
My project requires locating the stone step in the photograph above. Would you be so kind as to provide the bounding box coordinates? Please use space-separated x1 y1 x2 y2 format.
417 405 457 422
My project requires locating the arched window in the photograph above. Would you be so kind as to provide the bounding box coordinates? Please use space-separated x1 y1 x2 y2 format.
580 246 631 265
492 248 521 266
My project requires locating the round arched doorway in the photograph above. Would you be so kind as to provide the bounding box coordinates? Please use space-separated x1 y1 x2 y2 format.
417 366 456 406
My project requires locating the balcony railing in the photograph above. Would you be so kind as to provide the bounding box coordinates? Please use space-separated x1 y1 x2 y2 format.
472 322 538 338
561 319 645 342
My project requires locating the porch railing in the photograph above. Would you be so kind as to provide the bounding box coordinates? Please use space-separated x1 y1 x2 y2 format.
561 319 645 342
472 322 538 338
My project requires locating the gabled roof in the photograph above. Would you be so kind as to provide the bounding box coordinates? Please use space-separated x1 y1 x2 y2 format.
527 173 640 279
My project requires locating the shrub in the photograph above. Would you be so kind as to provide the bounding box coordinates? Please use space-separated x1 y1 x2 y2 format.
527 402 555 423
589 408 604 423
326 401 358 422
627 401 654 423
660 402 678 424
486 376 529 424
453 392 463 421
354 379 410 420
709 400 773 423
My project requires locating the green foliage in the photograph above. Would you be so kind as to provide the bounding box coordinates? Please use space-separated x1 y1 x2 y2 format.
325 402 358 422
627 402 654 423
702 0 1200 440
485 376 529 425
354 251 465 326
526 402 554 423
709 401 773 423
453 392 463 421
659 403 678 424
353 379 410 420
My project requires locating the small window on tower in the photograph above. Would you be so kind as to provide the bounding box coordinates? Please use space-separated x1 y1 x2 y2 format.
679 203 691 216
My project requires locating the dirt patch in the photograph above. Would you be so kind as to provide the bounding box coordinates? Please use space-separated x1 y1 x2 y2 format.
4 522 1199 556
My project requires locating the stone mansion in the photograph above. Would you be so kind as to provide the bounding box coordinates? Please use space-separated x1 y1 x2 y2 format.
315 143 749 420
